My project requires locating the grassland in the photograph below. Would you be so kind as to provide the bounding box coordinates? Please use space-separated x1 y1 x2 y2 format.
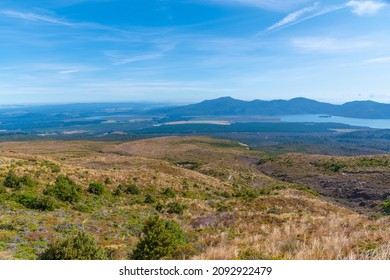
0 137 389 260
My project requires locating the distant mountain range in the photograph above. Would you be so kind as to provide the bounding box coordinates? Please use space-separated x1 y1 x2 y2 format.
150 97 390 119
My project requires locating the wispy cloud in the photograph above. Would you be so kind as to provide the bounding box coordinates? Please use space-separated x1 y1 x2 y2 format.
292 36 373 52
107 52 166 65
263 0 387 34
59 69 80 74
201 0 312 12
105 44 176 65
347 0 387 16
267 4 319 31
0 10 74 26
365 56 390 63
264 3 344 33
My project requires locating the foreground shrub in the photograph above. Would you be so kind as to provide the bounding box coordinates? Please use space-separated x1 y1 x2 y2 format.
3 171 36 189
238 249 270 260
45 176 81 203
12 192 58 211
131 215 187 260
87 182 105 195
162 187 176 198
125 183 140 195
3 171 21 189
39 231 108 260
166 202 187 215
381 200 390 215
113 183 140 196
144 194 156 204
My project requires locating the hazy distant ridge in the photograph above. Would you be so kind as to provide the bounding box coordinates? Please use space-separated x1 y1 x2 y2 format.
152 97 390 119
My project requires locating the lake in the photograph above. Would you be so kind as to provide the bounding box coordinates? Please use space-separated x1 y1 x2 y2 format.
280 115 390 129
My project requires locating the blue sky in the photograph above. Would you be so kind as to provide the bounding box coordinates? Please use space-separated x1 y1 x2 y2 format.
0 0 390 105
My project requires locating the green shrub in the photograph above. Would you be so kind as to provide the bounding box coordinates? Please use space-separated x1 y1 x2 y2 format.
19 175 37 188
41 161 61 173
3 171 37 189
88 182 105 195
155 202 164 212
125 183 140 195
131 215 187 260
0 184 6 194
233 185 257 200
166 202 187 215
113 185 124 196
216 203 233 212
144 194 156 204
162 187 176 198
11 191 36 208
39 231 108 260
238 249 270 260
322 161 345 173
381 200 390 215
3 171 22 189
45 176 81 203
32 195 59 211
12 191 58 211
104 177 112 184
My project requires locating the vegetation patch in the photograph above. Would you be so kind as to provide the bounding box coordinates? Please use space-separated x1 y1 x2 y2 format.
321 161 345 173
162 187 176 198
3 171 37 189
381 200 390 215
39 231 108 260
44 176 82 203
87 182 105 195
131 215 187 260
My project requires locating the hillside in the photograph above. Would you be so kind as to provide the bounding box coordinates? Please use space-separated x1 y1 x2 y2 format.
150 97 390 119
0 137 389 260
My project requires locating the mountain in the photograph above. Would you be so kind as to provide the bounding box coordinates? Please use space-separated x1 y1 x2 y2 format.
150 97 390 119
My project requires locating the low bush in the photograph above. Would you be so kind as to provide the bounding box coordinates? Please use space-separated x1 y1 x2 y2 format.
381 200 390 215
88 182 105 195
144 194 156 204
3 171 20 189
39 231 108 260
125 183 140 195
322 161 345 173
233 185 257 200
131 215 187 260
41 161 61 173
12 191 58 211
4 171 38 189
45 176 81 203
166 202 187 215
162 187 176 198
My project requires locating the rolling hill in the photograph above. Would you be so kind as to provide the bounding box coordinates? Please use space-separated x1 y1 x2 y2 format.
150 97 390 119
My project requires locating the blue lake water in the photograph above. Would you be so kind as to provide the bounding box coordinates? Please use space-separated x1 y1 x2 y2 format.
280 115 390 129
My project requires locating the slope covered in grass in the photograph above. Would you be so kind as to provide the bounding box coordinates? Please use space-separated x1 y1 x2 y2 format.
0 137 388 259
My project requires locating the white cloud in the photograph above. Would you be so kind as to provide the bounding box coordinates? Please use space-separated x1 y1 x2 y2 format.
264 4 344 33
59 69 80 74
347 0 387 16
267 4 318 31
365 56 390 63
105 44 175 65
0 10 74 26
292 37 373 52
202 0 312 12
